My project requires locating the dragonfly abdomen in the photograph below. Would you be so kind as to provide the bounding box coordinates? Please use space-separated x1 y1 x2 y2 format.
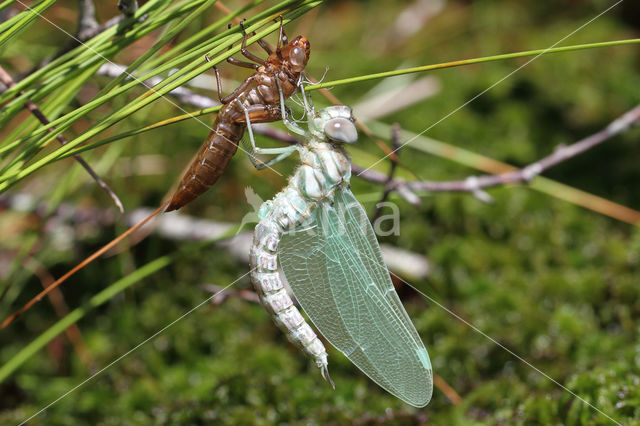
250 210 332 386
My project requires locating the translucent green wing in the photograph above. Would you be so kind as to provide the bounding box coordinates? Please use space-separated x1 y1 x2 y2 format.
279 187 433 407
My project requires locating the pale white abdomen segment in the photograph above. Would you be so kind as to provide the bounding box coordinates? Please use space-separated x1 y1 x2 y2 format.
250 209 331 382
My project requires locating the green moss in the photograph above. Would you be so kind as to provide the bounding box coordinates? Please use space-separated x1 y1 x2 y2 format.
1 0 639 424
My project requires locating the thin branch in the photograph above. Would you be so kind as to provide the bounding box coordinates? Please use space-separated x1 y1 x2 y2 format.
95 67 640 212
433 373 463 405
0 66 125 213
97 62 220 109
201 284 261 305
372 123 404 222
404 104 640 194
117 0 139 17
353 105 640 206
24 5 144 76
77 0 99 38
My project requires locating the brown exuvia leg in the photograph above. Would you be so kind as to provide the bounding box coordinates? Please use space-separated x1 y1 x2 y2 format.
276 15 287 54
227 56 260 70
211 65 258 105
257 39 272 55
238 21 266 65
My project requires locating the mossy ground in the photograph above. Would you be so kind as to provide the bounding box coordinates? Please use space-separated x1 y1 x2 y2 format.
1 0 639 424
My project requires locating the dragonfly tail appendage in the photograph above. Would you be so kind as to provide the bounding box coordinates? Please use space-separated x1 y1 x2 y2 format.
320 363 335 390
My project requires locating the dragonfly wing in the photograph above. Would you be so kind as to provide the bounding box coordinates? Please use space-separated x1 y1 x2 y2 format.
279 187 433 407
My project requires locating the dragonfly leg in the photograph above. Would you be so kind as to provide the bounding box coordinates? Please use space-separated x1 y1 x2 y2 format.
227 56 260 70
240 20 273 55
247 144 298 170
257 38 273 55
211 65 226 103
297 82 326 140
275 15 288 55
239 20 267 66
276 78 308 137
213 69 258 105
299 83 316 126
235 18 273 55
300 83 313 115
236 99 298 169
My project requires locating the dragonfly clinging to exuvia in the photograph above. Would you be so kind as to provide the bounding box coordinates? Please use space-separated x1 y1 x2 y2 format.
244 82 433 408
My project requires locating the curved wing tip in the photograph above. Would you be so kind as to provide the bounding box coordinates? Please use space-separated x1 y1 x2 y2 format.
400 380 434 408
405 392 433 408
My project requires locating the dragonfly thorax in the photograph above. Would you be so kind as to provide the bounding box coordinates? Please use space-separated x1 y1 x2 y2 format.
292 142 351 202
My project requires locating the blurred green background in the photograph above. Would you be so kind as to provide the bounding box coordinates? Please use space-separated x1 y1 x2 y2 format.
1 0 639 424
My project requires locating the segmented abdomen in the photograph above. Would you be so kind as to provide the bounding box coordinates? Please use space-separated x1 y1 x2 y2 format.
250 193 329 374
165 111 243 212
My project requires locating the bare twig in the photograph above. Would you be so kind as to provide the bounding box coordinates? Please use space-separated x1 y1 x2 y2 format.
84 14 127 39
0 66 124 213
201 284 260 305
404 105 640 193
97 63 220 109
372 123 404 222
351 164 420 206
117 0 138 17
96 64 640 216
433 373 463 405
23 4 142 76
353 105 640 210
77 0 99 38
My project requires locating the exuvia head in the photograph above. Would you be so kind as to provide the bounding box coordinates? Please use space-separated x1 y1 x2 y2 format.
280 36 310 73
318 106 358 144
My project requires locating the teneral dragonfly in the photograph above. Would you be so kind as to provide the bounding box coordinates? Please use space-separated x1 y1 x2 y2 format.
245 86 433 407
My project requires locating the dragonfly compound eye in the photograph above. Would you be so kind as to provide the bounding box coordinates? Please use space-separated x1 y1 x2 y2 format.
289 46 306 70
324 118 358 144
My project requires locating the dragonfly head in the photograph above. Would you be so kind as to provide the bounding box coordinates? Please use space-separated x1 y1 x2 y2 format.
279 36 311 73
317 106 358 144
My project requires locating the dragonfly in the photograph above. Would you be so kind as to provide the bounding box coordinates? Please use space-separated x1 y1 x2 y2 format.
244 85 433 407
